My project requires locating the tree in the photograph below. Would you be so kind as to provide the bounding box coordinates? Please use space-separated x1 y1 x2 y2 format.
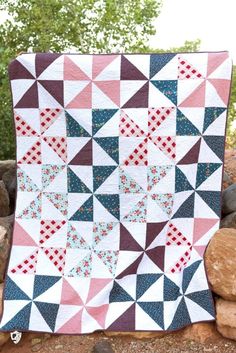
0 0 162 159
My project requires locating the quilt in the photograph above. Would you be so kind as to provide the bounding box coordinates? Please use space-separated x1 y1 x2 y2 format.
0 52 232 334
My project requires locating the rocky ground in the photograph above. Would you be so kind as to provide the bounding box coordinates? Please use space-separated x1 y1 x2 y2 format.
1 150 236 352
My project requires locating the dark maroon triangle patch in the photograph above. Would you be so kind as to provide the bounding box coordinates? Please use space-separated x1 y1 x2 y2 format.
116 254 143 279
146 222 168 249
178 139 201 165
120 224 144 251
38 80 64 106
69 139 92 165
121 55 147 80
15 82 39 108
35 53 61 77
146 246 165 271
122 81 149 108
9 60 35 79
107 303 135 331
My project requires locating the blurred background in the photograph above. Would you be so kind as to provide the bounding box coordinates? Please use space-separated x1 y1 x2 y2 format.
0 0 235 160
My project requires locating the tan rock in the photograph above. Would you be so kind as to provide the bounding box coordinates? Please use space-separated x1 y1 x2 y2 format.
0 181 10 217
0 282 3 316
216 298 236 340
104 331 167 339
182 322 220 343
205 228 236 301
0 225 10 282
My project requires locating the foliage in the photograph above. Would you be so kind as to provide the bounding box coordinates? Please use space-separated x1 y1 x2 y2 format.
226 65 236 148
0 0 162 159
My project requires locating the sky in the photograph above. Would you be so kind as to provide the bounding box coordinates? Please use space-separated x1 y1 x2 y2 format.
150 0 235 61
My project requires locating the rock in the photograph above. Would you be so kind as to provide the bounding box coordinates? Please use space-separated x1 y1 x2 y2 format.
31 338 42 346
93 341 115 353
182 322 220 344
205 228 236 300
222 184 236 215
0 160 15 179
216 298 236 340
31 343 42 352
104 331 167 339
2 164 16 212
0 214 14 237
0 181 10 217
220 212 236 229
0 225 10 282
0 282 4 316
223 171 233 189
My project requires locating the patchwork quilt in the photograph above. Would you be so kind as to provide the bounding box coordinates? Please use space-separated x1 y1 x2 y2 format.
0 52 232 334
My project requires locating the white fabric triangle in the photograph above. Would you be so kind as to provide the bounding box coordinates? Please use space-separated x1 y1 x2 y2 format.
185 297 214 322
94 110 120 137
197 167 222 191
198 138 222 163
124 54 150 78
67 137 90 163
37 55 64 80
15 108 40 134
16 219 40 244
43 111 66 136
93 196 118 222
177 79 204 105
69 165 93 192
94 56 121 80
208 57 232 79
178 107 205 133
203 110 226 135
115 251 143 277
17 54 36 77
137 276 163 302
205 80 226 107
151 55 178 80
64 81 89 107
136 304 163 330
65 54 92 79
121 222 147 249
178 164 197 189
147 196 169 222
66 108 92 136
148 139 173 166
41 139 65 165
95 168 119 194
119 136 145 165
11 80 35 106
175 136 199 163
149 81 175 107
34 279 63 303
93 139 117 166
120 165 147 192
120 194 146 220
44 167 67 193
19 164 42 189
120 81 146 106
163 297 182 329
194 192 219 218
67 193 91 220
9 273 35 299
38 82 63 108
92 83 118 108
41 194 66 220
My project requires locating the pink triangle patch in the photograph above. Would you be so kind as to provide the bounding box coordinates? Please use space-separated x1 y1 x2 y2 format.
194 245 206 258
64 56 90 80
66 82 92 109
13 222 37 246
86 278 112 304
15 113 38 136
56 308 83 333
207 79 231 105
179 81 206 107
207 52 229 76
92 55 118 79
61 278 84 305
193 218 218 244
18 140 41 164
10 249 39 274
86 304 109 328
95 81 120 106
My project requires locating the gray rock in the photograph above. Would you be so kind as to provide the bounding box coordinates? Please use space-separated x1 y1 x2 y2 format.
93 341 115 353
0 225 10 281
2 164 16 212
0 181 10 217
0 160 15 179
220 211 236 228
222 184 236 214
223 171 233 185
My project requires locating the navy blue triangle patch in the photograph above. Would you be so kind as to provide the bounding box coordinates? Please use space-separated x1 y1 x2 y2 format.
196 163 221 188
93 166 116 192
177 109 200 136
69 195 93 221
34 301 59 332
66 111 90 137
33 275 61 299
96 194 119 220
182 260 202 293
110 281 134 302
67 167 91 193
186 290 215 316
1 302 32 331
172 193 195 218
203 107 226 133
4 275 31 300
203 136 225 161
150 54 176 78
92 109 118 135
196 190 221 217
136 274 162 300
151 80 177 105
175 167 194 192
168 298 191 330
164 276 181 301
138 302 164 329
94 137 119 164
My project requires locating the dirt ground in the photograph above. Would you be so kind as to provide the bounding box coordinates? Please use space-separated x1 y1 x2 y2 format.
1 330 236 353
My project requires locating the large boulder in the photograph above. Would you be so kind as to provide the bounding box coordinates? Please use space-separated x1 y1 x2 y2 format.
220 211 236 229
2 163 16 212
205 228 236 300
182 322 220 343
222 184 236 215
216 298 236 341
0 181 10 217
104 331 167 339
0 160 15 179
0 225 10 281
0 282 9 347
